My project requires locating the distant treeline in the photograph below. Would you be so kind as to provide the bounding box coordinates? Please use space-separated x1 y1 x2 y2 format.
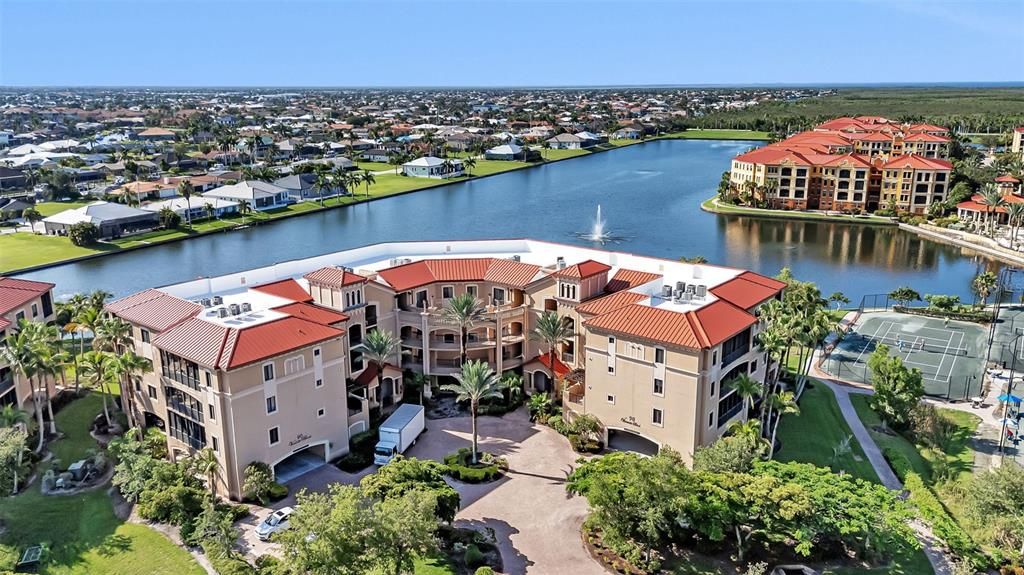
687 88 1024 135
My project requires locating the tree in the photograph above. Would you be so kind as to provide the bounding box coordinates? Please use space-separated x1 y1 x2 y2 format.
462 157 477 176
243 461 275 505
177 180 195 229
276 484 375 575
441 360 503 464
867 344 924 430
158 206 181 229
1008 202 1024 250
765 391 799 459
192 447 220 501
440 293 486 366
110 351 151 436
360 170 376 197
68 221 100 246
969 462 1024 556
728 373 762 415
21 207 42 232
78 350 115 425
693 429 765 473
888 286 921 308
313 165 332 206
360 456 460 523
357 329 406 402
972 271 998 306
0 321 45 452
529 311 574 395
0 427 28 495
238 200 253 224
370 489 440 575
829 291 850 310
979 183 1006 236
203 202 216 221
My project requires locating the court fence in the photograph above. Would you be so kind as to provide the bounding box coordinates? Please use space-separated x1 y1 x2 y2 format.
821 353 977 401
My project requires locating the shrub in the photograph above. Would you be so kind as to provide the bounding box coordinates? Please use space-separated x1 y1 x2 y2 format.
882 448 914 481
137 484 205 525
444 448 502 483
546 414 567 434
268 482 288 501
909 404 957 451
904 472 987 569
464 544 485 569
68 221 99 246
528 392 554 421
204 542 257 575
350 429 378 456
474 567 495 575
242 462 275 504
336 451 373 472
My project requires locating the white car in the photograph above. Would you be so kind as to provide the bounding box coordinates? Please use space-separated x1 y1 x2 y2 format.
255 506 294 541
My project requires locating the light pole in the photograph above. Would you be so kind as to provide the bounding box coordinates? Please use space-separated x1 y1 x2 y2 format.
984 266 1020 370
998 331 1023 456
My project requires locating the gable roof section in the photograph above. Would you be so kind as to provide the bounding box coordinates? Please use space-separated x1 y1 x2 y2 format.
303 267 368 288
554 259 611 280
0 277 54 316
576 290 647 316
251 279 313 302
605 268 662 293
710 271 784 310
105 288 202 332
273 302 348 325
221 317 342 369
584 299 756 350
152 318 229 368
483 259 542 287
377 257 540 292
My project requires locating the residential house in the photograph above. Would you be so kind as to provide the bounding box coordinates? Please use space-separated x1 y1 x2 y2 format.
143 197 239 220
202 181 292 211
0 277 56 408
402 156 464 179
273 173 347 202
42 201 160 238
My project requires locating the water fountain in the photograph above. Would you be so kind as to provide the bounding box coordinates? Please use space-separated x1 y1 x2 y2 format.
575 204 625 244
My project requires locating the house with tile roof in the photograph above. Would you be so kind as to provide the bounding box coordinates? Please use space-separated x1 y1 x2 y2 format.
0 277 56 408
109 239 784 483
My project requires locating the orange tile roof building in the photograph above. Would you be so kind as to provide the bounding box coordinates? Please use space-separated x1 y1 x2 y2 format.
0 277 56 408
729 116 952 214
108 240 784 495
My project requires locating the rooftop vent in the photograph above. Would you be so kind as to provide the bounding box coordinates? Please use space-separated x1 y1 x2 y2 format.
228 303 241 315
695 285 707 298
241 302 252 313
556 256 566 269
201 298 212 308
217 307 228 318
675 281 685 291
661 284 673 298
212 295 223 306
512 255 521 262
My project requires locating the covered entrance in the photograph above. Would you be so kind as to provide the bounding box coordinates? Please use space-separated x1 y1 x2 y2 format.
273 443 327 484
608 429 659 456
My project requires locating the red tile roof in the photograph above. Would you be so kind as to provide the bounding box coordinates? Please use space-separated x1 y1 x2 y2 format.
553 259 611 280
303 267 368 288
105 288 202 332
996 175 1021 183
0 277 54 316
352 362 401 388
576 290 647 316
881 154 952 170
251 279 313 302
903 132 949 143
530 353 570 377
377 257 540 291
605 268 661 293
584 300 756 350
710 272 785 310
273 302 348 325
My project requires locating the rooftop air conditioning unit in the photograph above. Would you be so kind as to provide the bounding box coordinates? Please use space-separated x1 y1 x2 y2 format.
556 257 566 269
343 266 354 273
512 255 521 262
675 281 685 291
217 308 228 318
695 285 707 298
241 302 252 313
228 303 241 315
212 295 223 305
686 284 696 295
661 284 673 298
389 258 403 267
673 288 684 302
201 298 212 308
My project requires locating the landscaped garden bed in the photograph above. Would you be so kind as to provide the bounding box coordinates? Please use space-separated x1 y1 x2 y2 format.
443 448 507 483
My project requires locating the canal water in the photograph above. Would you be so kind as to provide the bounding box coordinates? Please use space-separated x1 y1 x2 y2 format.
20 139 994 301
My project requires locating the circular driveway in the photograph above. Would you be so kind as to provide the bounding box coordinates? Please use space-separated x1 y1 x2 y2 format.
405 407 604 574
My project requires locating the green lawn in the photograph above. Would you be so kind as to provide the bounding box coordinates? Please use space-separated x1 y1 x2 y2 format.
662 129 771 141
540 148 591 160
355 161 395 172
33 201 93 217
0 233 117 272
465 159 530 177
774 382 880 482
0 394 203 575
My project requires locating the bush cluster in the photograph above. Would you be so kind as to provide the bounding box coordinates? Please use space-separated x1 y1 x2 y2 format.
904 473 986 569
337 429 377 472
443 448 505 483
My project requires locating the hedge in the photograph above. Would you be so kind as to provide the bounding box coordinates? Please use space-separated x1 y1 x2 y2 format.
444 448 503 483
893 305 990 324
903 472 988 569
204 543 257 575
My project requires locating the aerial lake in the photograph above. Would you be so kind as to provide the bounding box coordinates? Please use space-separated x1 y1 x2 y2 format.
20 139 997 302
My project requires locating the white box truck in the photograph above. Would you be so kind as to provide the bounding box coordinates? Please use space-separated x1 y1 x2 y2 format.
373 404 426 465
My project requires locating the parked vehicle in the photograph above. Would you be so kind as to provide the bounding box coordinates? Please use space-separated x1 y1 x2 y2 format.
255 506 294 541
373 404 426 465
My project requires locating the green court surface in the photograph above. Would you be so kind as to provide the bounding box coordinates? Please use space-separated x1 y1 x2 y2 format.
821 311 986 400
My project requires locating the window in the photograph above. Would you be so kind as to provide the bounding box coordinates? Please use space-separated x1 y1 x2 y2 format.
313 348 321 357
208 404 215 420
315 378 323 388
442 285 454 299
263 363 275 382
266 396 277 414
15 311 24 322
710 380 716 397
608 365 615 374
712 350 718 364
607 395 615 404
654 347 665 364
492 287 506 304
211 436 218 452
269 427 280 446
148 385 157 399
31 303 38 318
466 285 478 297
708 412 714 428
285 356 305 375
750 360 758 373
652 408 664 426
141 328 151 343
205 372 212 387
317 408 325 418
653 378 664 395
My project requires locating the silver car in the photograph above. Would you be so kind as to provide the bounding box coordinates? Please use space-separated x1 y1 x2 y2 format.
255 506 294 541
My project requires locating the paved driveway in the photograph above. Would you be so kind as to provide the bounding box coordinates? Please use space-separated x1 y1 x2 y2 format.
237 407 603 574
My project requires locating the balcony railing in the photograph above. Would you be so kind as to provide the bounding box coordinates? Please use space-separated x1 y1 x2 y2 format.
161 368 201 391
720 347 749 369
167 399 204 423
168 426 204 450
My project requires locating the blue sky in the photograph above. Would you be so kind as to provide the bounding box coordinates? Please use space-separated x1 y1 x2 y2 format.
1 0 1021 87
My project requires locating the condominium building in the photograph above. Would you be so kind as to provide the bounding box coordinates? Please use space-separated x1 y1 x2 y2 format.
1013 127 1024 161
729 116 952 213
0 277 56 407
108 239 783 497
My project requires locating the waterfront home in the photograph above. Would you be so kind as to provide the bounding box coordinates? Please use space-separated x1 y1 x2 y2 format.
0 277 56 408
42 201 160 238
136 127 176 142
576 131 605 146
546 133 585 149
116 179 178 203
202 180 292 211
402 156 464 179
956 175 1024 225
484 143 526 161
143 197 239 220
273 173 347 202
612 127 642 139
107 239 780 495
359 148 393 163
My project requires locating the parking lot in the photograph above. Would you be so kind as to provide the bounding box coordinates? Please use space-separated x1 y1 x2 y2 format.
236 408 603 574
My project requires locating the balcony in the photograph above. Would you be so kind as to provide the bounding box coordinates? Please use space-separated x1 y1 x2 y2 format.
167 399 204 423
433 358 462 375
169 427 204 450
161 368 201 392
402 358 424 371
348 395 367 418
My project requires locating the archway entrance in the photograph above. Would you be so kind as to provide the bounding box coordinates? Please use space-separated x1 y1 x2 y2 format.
531 371 551 393
272 443 327 484
608 429 659 456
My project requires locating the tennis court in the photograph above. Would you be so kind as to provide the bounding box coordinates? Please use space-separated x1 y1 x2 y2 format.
821 311 986 399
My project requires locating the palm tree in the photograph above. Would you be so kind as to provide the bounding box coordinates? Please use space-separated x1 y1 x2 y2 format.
766 391 800 459
442 360 503 464
239 200 253 224
728 418 769 452
463 157 477 176
540 140 551 161
1008 203 1024 250
0 321 44 452
110 351 152 434
78 351 114 426
359 170 376 197
979 183 1007 237
94 317 133 354
203 202 216 221
728 373 762 416
177 180 195 229
357 329 407 403
973 271 999 307
193 447 221 501
529 311 575 394
59 293 89 392
500 372 524 406
441 293 487 366
313 168 332 207
332 167 351 204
